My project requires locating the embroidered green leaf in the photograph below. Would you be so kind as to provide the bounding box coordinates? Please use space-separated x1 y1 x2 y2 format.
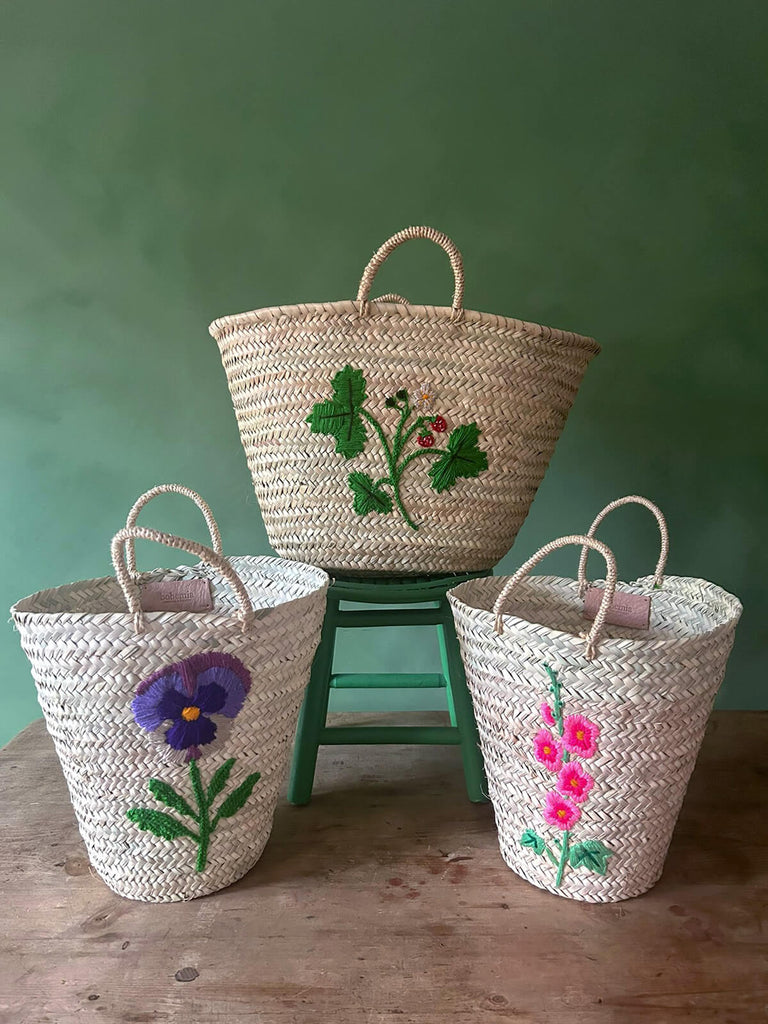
520 828 546 855
126 807 198 841
306 365 368 458
348 471 393 516
206 758 235 804
568 839 614 875
428 422 488 493
147 778 197 820
213 771 261 824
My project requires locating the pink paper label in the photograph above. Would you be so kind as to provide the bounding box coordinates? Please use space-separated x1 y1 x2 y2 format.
139 579 212 613
583 586 650 630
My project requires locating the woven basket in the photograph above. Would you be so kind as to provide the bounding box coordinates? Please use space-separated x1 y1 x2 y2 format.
448 527 742 902
10 486 329 902
210 226 599 575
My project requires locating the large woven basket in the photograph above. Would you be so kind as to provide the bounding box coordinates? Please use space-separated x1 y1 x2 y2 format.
448 523 741 902
10 486 329 902
210 226 600 575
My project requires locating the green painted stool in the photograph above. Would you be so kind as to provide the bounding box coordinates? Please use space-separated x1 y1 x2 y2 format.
287 573 489 805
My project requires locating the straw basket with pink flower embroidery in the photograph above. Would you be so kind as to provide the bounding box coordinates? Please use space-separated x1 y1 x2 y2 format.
10 485 328 902
448 499 742 902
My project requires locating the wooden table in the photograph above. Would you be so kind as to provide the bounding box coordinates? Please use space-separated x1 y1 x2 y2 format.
1 712 766 1024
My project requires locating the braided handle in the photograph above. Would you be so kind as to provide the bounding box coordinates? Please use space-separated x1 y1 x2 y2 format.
356 226 464 320
124 484 223 576
112 526 253 635
374 293 410 304
492 535 618 661
577 495 669 597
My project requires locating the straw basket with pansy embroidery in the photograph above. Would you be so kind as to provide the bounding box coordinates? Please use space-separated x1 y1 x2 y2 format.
448 519 741 902
10 485 328 902
210 225 599 574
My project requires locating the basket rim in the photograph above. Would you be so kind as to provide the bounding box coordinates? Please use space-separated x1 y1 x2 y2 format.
208 299 600 354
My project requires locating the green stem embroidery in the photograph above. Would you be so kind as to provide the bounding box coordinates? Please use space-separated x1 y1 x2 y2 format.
306 367 489 531
127 758 261 874
554 830 571 887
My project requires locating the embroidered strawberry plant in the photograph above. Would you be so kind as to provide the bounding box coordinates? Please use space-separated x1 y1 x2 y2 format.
521 663 614 887
306 365 488 530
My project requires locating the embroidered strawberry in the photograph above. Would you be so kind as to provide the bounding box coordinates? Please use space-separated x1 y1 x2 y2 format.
431 415 447 433
417 433 435 448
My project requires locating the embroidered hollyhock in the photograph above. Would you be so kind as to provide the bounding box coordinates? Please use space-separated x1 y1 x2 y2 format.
521 664 614 886
563 714 600 759
543 791 581 830
127 652 261 873
556 761 594 804
540 702 556 727
533 728 563 772
306 367 488 531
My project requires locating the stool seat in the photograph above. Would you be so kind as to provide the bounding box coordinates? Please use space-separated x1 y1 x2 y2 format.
287 572 489 804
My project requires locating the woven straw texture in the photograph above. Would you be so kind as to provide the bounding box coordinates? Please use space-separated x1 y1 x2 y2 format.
449 530 742 903
10 490 329 903
209 226 599 575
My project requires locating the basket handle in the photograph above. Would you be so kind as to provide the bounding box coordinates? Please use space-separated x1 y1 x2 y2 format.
124 484 223 577
374 293 410 304
111 526 253 635
493 535 618 661
356 226 464 321
577 495 669 597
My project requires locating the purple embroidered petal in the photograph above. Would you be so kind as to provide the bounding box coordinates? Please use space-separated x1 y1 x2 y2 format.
165 715 217 751
190 653 252 696
195 682 226 715
196 667 247 718
131 672 185 731
155 687 190 722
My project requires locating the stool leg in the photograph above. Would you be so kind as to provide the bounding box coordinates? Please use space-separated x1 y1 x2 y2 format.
437 600 488 803
437 625 458 728
287 597 339 805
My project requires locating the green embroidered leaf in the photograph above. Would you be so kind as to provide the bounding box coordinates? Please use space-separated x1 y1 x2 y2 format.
126 808 197 841
206 758 236 805
348 472 393 516
147 778 197 820
306 365 368 458
213 772 261 822
520 828 546 855
568 839 614 875
428 422 488 493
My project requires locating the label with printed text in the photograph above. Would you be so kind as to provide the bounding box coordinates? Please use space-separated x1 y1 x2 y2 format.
139 579 212 613
583 586 650 630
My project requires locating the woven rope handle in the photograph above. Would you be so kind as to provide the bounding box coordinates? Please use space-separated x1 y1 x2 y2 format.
112 526 253 635
374 293 410 304
577 495 669 597
124 484 223 576
493 535 618 660
356 226 464 320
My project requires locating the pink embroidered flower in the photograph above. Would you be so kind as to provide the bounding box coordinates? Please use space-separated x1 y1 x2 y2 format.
562 713 600 759
533 729 563 772
543 791 581 831
556 761 595 804
540 703 556 727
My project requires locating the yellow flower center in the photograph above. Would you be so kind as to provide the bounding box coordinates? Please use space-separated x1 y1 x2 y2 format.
576 729 585 740
557 809 566 818
543 745 551 755
570 779 579 788
181 706 201 722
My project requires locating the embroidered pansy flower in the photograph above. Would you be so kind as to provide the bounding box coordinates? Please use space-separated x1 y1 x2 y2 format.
131 652 251 762
533 728 563 772
562 713 600 759
556 761 595 804
542 791 581 831
540 702 556 727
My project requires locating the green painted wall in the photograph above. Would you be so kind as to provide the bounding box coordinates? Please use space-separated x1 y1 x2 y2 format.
1 1 766 747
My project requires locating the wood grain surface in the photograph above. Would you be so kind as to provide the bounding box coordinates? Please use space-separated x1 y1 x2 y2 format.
1 712 766 1024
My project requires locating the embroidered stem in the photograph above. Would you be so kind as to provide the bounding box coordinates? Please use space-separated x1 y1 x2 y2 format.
361 407 421 530
555 830 570 887
391 399 412 461
189 759 211 873
543 663 570 763
397 445 443 479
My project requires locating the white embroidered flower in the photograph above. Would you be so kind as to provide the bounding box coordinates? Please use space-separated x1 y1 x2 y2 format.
414 384 434 413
